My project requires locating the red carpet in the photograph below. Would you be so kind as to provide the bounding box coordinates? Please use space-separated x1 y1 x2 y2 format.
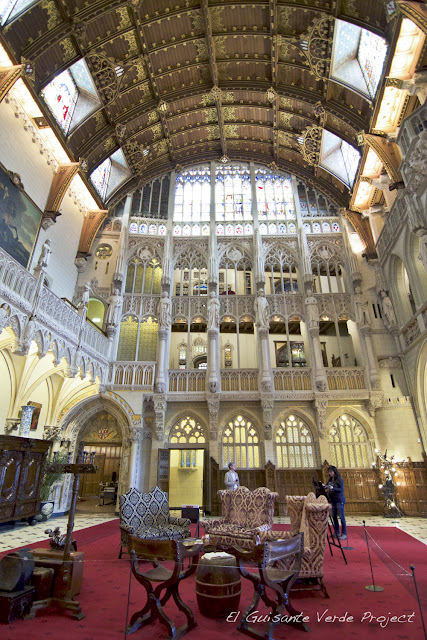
2 521 426 640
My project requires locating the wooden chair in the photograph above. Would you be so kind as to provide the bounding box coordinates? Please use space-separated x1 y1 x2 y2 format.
229 533 309 640
127 536 203 640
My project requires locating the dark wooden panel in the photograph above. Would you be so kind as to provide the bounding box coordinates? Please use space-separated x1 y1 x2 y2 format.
0 435 51 525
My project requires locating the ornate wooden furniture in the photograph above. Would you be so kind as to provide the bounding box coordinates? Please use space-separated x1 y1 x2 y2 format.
0 435 52 525
229 534 308 640
261 493 331 597
119 486 191 559
201 487 278 550
127 536 203 639
27 441 96 620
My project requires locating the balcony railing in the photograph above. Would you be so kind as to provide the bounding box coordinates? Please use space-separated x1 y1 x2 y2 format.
273 368 312 392
0 247 110 363
326 368 366 391
109 362 155 388
168 370 206 392
220 369 258 392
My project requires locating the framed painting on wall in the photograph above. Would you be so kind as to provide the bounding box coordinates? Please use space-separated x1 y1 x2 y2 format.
0 163 42 268
29 401 42 431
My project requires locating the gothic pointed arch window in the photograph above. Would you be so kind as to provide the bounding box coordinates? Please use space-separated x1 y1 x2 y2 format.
222 415 260 468
169 416 206 444
275 415 316 468
329 414 373 468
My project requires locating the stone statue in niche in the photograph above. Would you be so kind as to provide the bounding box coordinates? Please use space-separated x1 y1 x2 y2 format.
207 291 220 330
380 291 397 329
305 287 319 330
81 281 91 307
105 288 122 326
158 290 171 328
354 286 370 327
37 239 52 270
255 289 269 329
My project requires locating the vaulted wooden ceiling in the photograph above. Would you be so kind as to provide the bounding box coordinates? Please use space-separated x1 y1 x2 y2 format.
0 0 400 208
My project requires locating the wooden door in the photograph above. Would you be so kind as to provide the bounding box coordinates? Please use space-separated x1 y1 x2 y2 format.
80 454 105 496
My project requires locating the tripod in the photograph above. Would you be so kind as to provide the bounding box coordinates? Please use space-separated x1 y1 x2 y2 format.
312 479 347 564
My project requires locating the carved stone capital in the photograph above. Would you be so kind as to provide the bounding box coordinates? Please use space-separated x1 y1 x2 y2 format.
43 426 62 441
41 210 62 230
366 392 384 417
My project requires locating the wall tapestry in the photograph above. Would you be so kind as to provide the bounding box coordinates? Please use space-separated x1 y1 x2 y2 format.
0 164 41 267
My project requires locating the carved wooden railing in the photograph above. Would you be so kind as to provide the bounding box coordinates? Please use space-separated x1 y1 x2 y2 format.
168 369 206 392
220 369 258 392
272 368 312 392
109 361 155 389
326 367 366 390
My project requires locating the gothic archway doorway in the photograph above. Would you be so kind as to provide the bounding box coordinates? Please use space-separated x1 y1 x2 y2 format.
78 410 123 499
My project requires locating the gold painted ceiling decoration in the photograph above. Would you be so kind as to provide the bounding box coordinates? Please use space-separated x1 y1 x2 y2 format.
0 0 415 210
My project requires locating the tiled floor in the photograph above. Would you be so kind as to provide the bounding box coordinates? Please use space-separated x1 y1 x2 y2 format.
0 512 425 554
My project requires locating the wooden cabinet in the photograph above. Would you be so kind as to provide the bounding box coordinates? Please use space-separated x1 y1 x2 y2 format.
0 435 52 525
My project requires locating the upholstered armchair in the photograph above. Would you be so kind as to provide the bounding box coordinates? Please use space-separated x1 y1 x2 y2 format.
118 486 191 558
201 486 278 550
261 492 331 597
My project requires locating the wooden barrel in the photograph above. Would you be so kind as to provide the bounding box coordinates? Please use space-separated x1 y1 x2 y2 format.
195 553 241 618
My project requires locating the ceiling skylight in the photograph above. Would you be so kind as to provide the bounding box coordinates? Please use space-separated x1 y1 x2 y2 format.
41 59 101 136
331 20 388 99
320 131 360 188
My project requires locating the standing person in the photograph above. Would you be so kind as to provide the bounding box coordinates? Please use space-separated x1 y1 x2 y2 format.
225 462 240 490
326 465 347 540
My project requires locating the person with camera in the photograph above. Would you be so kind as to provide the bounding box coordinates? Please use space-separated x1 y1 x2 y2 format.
325 465 347 540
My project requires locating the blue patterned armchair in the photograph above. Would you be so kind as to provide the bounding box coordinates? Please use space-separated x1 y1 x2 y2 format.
118 486 191 558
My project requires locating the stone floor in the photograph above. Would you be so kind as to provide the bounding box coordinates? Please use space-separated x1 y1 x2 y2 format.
0 506 426 554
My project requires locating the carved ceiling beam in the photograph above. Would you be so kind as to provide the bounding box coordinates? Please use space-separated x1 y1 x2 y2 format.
361 133 403 186
397 1 427 34
76 209 109 262
341 209 377 260
130 9 175 164
200 0 227 158
269 0 279 163
42 162 81 230
0 65 23 102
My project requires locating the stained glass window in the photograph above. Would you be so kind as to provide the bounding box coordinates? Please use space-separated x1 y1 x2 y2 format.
222 415 260 469
255 168 295 225
174 166 210 222
170 417 206 444
129 222 138 233
215 164 252 222
173 225 182 236
329 414 372 468
0 0 35 25
41 69 78 134
41 58 99 135
275 415 316 468
91 158 111 200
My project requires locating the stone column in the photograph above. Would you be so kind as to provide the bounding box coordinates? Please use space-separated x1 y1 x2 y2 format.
155 327 169 393
309 327 328 392
127 428 143 491
257 326 273 392
360 326 380 390
207 327 220 393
